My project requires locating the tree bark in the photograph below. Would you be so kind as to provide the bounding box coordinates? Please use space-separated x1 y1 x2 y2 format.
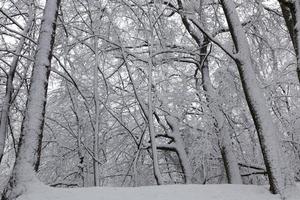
92 36 100 187
1 0 61 199
220 0 290 195
278 0 300 82
147 18 163 185
200 38 242 184
165 115 193 184
0 5 34 164
176 0 242 184
148 50 163 185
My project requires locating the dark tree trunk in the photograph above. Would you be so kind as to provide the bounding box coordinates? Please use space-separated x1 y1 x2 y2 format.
278 0 300 82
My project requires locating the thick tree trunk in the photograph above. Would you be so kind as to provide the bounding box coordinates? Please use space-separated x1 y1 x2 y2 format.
221 0 290 195
0 8 34 164
1 0 61 199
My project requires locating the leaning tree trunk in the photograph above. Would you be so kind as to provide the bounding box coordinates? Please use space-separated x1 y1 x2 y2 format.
278 0 300 82
220 0 291 195
1 0 61 199
0 8 34 164
176 0 242 184
164 115 193 184
200 39 242 184
120 37 163 185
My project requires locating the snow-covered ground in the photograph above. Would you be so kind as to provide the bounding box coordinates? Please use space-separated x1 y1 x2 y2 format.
16 183 300 200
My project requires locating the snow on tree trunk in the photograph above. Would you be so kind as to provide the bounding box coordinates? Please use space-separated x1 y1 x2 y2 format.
165 115 193 184
176 0 242 184
0 8 34 164
202 63 242 184
1 0 61 199
220 0 288 195
148 41 163 186
121 40 163 185
219 128 242 184
200 38 242 184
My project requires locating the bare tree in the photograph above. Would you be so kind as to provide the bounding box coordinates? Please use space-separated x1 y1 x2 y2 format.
214 0 289 195
0 2 34 163
175 0 242 184
278 0 300 82
1 0 61 199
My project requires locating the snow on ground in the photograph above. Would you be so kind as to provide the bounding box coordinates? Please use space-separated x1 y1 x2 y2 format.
16 183 300 200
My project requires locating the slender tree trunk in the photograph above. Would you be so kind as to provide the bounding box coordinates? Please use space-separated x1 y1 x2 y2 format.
165 115 193 184
294 1 300 81
154 102 193 184
148 56 163 185
148 71 163 185
176 0 242 184
120 37 163 185
92 37 100 186
0 6 34 164
278 0 300 82
204 66 243 185
67 85 85 186
63 32 85 187
200 38 242 184
220 0 290 195
147 21 163 185
1 0 61 199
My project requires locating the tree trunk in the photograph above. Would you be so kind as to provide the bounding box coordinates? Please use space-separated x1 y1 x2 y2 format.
92 36 100 187
165 115 193 184
200 38 242 184
1 0 61 199
176 0 242 184
0 5 34 164
220 0 290 195
278 0 300 82
148 21 163 185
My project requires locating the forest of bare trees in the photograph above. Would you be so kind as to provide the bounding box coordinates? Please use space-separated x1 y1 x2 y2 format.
0 0 300 200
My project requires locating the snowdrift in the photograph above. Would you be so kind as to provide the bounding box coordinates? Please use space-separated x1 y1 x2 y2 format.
16 183 300 200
